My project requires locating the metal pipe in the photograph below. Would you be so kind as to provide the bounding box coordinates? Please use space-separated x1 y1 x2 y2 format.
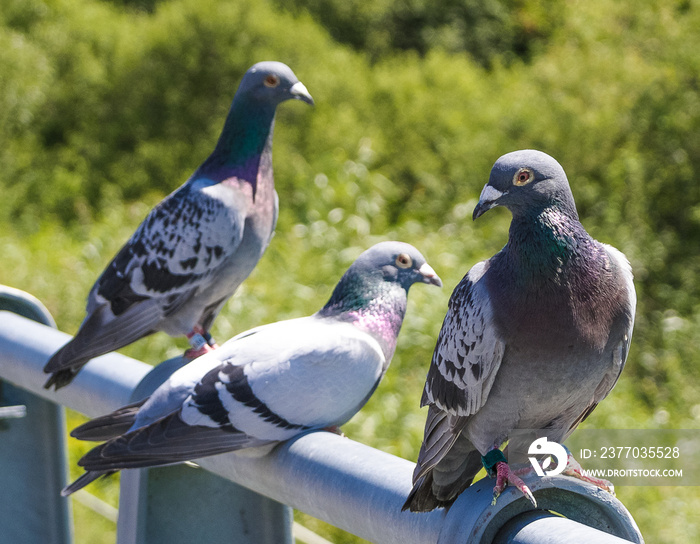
494 511 638 544
0 311 150 417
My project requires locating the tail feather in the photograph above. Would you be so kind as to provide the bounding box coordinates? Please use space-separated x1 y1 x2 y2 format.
403 438 482 512
403 406 482 512
43 365 84 391
403 472 443 512
71 400 148 441
78 412 272 472
61 470 116 497
43 302 161 390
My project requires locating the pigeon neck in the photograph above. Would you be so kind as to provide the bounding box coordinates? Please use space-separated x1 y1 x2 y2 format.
319 274 407 361
503 205 595 281
492 205 623 351
199 96 278 189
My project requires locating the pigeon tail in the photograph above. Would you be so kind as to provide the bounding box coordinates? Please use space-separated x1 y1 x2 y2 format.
43 300 162 389
70 400 147 441
404 408 483 512
61 470 115 497
43 366 82 390
403 447 483 512
77 412 271 472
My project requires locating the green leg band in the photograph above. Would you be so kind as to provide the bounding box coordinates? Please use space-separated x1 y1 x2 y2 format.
481 449 507 477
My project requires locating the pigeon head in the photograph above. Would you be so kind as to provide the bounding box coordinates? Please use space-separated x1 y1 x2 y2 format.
320 242 441 316
473 150 578 221
350 241 442 291
237 61 314 106
319 241 441 359
201 61 313 182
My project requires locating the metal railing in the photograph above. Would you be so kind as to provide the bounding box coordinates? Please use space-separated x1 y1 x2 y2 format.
0 287 645 544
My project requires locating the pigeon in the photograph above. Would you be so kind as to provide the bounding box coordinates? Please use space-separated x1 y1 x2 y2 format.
43 62 314 390
403 150 636 512
61 241 442 495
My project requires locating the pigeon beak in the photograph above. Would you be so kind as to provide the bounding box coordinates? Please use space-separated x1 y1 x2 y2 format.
473 185 504 220
419 263 442 287
289 81 314 105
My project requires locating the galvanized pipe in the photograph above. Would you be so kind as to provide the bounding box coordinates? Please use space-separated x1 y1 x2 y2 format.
0 311 150 418
493 511 638 544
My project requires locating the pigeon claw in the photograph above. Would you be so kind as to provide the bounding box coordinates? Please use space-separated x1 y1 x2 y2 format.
492 461 537 507
563 452 615 495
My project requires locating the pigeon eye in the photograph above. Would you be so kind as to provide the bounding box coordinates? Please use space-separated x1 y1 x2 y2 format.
396 253 413 269
264 74 280 88
513 168 534 186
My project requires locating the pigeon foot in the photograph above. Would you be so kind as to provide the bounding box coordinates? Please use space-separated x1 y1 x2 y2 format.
563 452 615 495
184 344 215 359
323 425 345 436
482 449 537 507
185 326 218 359
492 461 537 507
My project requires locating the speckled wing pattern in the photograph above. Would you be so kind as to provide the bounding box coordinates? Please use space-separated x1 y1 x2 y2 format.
421 260 505 417
44 183 247 380
179 317 386 437
93 184 245 316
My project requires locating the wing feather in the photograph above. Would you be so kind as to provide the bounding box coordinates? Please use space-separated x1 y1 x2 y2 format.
77 412 272 471
71 399 147 441
421 261 504 417
92 183 246 317
44 182 249 388
183 317 385 438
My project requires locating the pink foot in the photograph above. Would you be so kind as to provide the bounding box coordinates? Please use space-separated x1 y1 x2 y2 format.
184 344 215 359
323 425 345 436
563 453 615 495
185 326 218 359
493 461 537 507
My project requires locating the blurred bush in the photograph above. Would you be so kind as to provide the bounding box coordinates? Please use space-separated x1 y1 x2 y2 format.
272 0 564 66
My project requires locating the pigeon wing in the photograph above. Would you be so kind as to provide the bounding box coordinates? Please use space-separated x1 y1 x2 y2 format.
44 183 248 384
91 183 248 318
421 260 505 417
408 261 505 505
182 317 386 440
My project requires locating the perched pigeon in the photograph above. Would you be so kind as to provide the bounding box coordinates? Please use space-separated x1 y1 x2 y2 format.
43 62 314 390
403 150 636 512
61 241 442 495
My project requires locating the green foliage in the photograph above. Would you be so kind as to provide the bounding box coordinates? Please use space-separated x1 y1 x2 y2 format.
274 0 563 67
2 0 700 542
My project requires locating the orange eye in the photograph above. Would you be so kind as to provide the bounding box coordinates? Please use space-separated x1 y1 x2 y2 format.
395 253 413 269
264 74 280 88
513 168 534 186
